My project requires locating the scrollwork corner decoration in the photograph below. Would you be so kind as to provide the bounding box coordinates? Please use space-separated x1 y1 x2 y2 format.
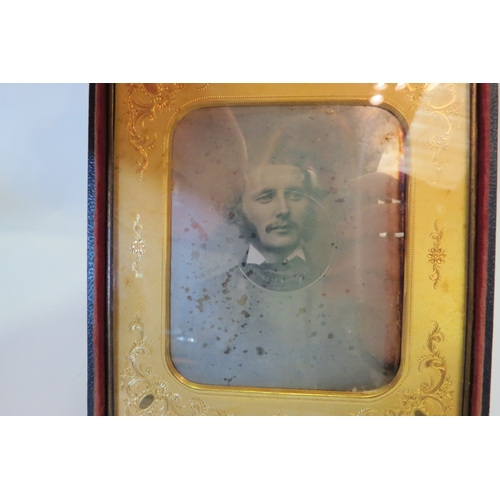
125 83 209 178
355 322 453 416
428 221 445 289
423 83 463 182
393 83 463 182
120 312 228 416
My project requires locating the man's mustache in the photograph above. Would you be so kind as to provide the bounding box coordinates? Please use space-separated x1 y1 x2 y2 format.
266 221 298 233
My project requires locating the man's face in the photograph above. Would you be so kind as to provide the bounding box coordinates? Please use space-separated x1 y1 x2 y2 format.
241 164 311 254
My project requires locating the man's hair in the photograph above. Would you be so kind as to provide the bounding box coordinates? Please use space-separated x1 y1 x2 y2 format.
226 163 320 243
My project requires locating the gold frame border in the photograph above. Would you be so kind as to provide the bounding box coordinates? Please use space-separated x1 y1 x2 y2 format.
112 83 471 416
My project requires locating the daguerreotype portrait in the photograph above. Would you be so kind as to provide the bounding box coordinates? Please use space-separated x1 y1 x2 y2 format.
105 84 475 416
169 105 404 391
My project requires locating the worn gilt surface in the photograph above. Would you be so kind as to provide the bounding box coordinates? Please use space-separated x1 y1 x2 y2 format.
423 83 464 182
112 84 470 416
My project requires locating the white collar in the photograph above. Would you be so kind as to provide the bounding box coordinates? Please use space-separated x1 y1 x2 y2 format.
245 244 306 265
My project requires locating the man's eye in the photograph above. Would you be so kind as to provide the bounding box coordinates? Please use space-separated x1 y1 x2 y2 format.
255 193 274 203
287 191 303 201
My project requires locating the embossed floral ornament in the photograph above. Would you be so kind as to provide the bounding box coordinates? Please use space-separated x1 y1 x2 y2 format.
424 84 462 181
131 238 146 255
397 390 429 416
131 215 146 278
355 322 454 416
428 221 445 289
121 313 229 416
427 246 446 265
125 83 186 177
388 323 453 416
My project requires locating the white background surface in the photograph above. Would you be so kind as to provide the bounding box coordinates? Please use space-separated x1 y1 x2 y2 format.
0 83 498 415
0 84 88 415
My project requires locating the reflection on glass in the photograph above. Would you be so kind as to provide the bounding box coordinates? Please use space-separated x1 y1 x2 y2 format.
169 105 405 391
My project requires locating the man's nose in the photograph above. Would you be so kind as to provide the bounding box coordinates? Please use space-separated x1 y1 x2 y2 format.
275 193 290 217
